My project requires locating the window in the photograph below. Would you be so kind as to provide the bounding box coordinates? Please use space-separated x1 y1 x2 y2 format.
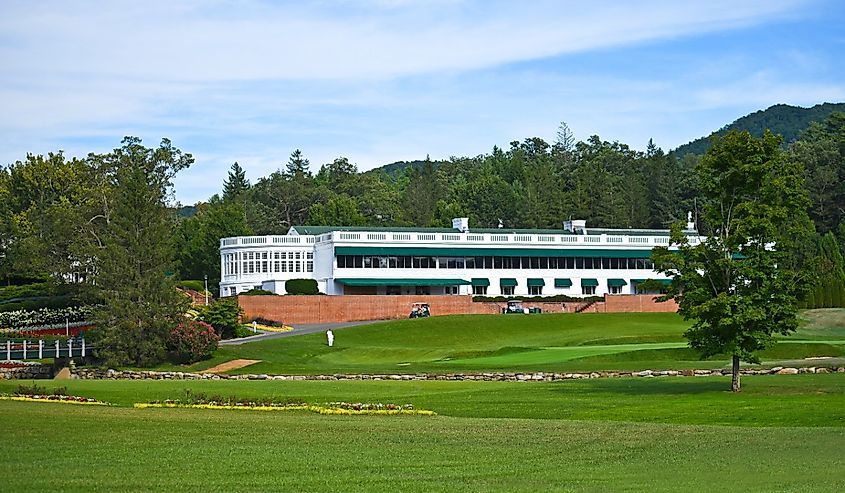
415 286 430 295
501 286 515 296
472 285 488 295
581 286 596 295
529 285 543 295
609 285 623 294
386 285 401 295
445 286 459 295
262 261 268 273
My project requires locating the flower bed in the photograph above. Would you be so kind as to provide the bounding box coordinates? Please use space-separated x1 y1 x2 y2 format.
0 361 41 369
1 384 108 406
0 305 95 329
252 323 293 333
134 391 435 416
134 402 435 416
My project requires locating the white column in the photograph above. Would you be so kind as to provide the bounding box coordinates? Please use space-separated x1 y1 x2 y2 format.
68 339 73 358
22 340 27 359
39 339 43 359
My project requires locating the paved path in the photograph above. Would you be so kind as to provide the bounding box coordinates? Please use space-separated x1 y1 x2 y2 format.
219 320 389 346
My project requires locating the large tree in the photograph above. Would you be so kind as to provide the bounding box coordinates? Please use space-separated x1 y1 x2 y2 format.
652 130 812 391
222 162 250 203
174 195 252 291
91 137 193 367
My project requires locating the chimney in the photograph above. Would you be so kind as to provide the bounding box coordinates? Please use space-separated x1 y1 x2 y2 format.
564 220 586 234
452 217 469 233
686 211 696 231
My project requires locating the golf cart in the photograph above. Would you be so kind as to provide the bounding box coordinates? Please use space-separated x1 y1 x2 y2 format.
502 300 542 314
502 300 527 314
409 302 431 318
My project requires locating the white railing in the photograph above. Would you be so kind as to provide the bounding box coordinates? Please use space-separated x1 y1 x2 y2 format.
223 231 699 249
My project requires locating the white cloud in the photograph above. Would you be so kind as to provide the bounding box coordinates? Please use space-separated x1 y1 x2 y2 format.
1 0 840 205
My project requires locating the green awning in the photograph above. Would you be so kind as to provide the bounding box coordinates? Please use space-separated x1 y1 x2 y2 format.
335 278 470 287
335 246 652 259
527 278 545 287
580 278 599 287
470 278 490 287
554 278 573 287
607 279 628 287
500 278 518 287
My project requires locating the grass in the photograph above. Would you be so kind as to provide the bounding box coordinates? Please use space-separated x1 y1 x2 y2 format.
156 311 845 375
4 310 845 491
1 373 843 425
0 374 843 492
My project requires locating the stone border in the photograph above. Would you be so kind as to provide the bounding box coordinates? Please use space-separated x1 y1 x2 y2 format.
71 366 845 382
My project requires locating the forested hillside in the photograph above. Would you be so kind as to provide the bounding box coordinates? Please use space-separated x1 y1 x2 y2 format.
2 111 844 300
673 102 845 157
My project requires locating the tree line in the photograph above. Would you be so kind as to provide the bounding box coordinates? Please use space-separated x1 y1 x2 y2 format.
1 114 843 367
172 115 845 295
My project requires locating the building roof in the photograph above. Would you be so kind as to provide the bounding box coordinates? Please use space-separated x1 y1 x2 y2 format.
291 225 688 236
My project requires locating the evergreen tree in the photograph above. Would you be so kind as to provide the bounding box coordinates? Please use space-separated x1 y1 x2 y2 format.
285 149 311 177
91 137 193 367
222 162 250 202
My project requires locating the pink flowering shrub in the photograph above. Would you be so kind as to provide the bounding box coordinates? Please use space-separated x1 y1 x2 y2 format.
167 320 220 363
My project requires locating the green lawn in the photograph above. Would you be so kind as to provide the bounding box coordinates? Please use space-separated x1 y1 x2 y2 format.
1 375 843 492
4 310 845 491
158 310 845 375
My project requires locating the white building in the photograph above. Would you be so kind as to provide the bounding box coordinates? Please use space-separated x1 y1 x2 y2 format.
219 218 698 297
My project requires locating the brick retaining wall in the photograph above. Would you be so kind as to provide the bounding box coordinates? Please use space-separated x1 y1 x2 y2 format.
238 294 675 324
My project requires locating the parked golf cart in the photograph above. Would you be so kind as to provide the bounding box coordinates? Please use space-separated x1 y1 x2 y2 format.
502 300 542 314
502 300 526 314
409 302 431 318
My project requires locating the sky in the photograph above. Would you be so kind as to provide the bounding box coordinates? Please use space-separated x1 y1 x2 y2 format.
1 0 844 205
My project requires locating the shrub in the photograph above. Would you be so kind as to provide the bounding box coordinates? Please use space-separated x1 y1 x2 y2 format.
242 288 274 295
175 280 206 292
471 295 601 303
197 298 242 339
167 320 219 364
285 279 319 295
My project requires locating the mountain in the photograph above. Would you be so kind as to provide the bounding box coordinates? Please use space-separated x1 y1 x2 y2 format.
673 102 845 157
365 159 445 178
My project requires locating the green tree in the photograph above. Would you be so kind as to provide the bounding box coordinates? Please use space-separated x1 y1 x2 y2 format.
285 149 311 177
174 196 252 291
91 137 193 367
198 297 242 339
222 162 250 203
308 195 366 226
652 130 812 392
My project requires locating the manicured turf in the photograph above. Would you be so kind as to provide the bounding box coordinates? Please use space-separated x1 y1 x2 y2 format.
1 375 843 492
1 373 843 425
4 311 845 491
159 310 845 375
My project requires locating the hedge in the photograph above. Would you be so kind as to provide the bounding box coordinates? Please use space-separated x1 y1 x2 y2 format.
285 279 319 295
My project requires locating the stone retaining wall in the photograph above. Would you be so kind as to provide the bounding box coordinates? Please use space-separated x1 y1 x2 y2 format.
0 363 53 379
72 366 844 382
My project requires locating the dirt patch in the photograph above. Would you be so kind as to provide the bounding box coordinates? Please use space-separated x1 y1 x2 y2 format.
203 359 262 374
